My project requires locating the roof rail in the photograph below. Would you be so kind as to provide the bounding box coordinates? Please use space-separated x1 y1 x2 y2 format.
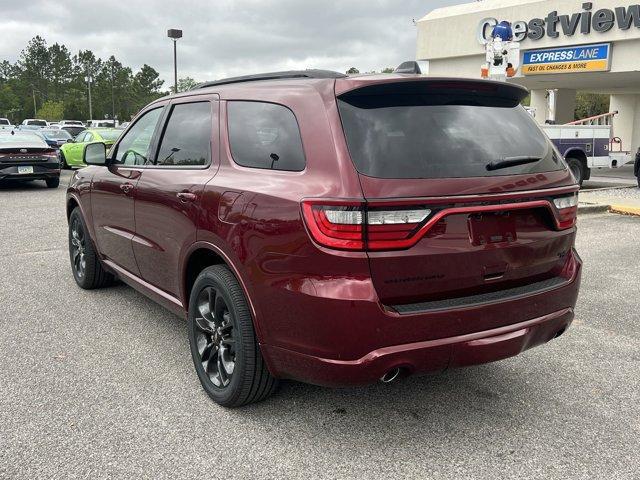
194 70 347 89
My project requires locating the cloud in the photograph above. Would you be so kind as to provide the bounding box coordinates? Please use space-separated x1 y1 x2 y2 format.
0 0 459 86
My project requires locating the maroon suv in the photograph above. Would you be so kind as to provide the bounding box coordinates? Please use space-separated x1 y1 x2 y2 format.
67 71 581 407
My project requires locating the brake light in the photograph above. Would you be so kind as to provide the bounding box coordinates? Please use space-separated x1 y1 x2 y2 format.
43 150 57 160
301 201 431 251
553 193 578 229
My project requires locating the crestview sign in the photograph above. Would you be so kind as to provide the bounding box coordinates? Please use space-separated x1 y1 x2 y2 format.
477 2 640 43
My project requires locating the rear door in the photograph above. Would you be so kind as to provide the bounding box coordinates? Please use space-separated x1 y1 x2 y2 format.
132 96 219 297
336 80 577 306
91 106 165 275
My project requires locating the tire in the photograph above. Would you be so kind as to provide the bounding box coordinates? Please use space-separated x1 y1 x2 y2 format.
188 265 277 407
46 177 60 188
68 207 116 289
566 157 585 186
59 151 69 170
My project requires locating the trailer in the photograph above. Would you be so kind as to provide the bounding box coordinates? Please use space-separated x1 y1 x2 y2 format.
540 112 633 186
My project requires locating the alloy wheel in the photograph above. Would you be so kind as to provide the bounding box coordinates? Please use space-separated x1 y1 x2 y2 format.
194 286 236 388
70 218 86 278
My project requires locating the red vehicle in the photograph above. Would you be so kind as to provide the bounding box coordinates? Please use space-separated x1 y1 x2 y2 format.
67 71 582 407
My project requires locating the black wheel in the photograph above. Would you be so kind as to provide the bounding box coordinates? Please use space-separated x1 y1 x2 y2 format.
566 157 585 186
68 207 116 289
188 265 277 407
59 151 69 169
46 177 60 188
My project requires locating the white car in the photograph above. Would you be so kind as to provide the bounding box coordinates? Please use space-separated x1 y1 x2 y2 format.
59 120 85 127
21 119 48 128
0 118 13 130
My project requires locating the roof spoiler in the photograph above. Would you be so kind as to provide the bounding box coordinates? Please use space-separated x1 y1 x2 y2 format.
337 78 529 108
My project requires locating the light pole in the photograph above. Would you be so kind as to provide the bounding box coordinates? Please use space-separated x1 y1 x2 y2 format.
110 60 116 120
167 29 182 94
31 86 37 116
85 63 93 121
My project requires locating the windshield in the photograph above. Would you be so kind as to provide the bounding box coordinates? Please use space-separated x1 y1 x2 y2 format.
338 95 563 179
97 130 122 141
0 119 10 125
26 120 47 127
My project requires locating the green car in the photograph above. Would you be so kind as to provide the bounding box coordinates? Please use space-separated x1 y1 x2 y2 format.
59 128 123 168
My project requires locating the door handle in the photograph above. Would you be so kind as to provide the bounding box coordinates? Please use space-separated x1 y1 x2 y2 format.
120 183 134 194
177 192 197 203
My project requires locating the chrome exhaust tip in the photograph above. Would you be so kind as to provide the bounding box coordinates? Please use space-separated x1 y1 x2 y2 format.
380 367 401 384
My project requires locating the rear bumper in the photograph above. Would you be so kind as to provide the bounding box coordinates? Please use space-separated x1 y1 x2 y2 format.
262 307 574 387
0 163 60 181
259 249 582 387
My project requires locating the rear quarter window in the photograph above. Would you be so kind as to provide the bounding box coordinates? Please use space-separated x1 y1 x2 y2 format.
227 101 306 171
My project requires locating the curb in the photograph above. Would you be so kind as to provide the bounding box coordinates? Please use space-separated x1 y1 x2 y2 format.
577 203 610 214
609 205 640 217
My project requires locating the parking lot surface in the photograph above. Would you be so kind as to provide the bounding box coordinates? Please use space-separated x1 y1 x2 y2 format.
1 171 638 479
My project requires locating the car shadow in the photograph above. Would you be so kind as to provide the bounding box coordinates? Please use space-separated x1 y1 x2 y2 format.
0 179 50 191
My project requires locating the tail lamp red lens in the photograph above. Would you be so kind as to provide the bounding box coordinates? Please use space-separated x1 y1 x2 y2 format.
302 201 431 251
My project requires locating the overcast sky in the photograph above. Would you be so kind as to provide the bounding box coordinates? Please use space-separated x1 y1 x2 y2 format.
0 0 461 87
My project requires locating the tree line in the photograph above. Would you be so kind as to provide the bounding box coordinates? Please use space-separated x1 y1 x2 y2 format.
0 36 168 123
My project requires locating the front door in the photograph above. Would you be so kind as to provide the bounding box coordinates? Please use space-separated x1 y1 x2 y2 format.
91 106 165 275
133 99 218 297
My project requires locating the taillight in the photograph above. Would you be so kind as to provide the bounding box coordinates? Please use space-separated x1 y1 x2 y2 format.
553 193 578 229
43 150 57 161
301 201 431 251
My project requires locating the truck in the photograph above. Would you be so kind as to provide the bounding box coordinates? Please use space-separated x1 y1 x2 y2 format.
538 111 633 186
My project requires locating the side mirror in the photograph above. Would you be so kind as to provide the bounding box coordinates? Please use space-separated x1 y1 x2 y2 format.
84 142 107 166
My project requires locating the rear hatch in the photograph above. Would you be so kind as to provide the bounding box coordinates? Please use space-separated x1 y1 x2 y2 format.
335 78 578 308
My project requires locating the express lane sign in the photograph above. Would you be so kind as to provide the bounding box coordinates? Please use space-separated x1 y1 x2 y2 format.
522 43 611 75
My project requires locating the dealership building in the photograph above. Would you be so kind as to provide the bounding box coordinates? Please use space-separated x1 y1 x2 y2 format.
416 0 640 154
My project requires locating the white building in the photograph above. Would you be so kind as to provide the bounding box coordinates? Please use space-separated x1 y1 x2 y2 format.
416 0 640 154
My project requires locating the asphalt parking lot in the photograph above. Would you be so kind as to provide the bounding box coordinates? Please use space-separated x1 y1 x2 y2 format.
1 171 638 479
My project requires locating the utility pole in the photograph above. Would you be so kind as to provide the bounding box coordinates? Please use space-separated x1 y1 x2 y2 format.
111 60 115 120
32 86 37 116
85 64 93 121
167 29 183 94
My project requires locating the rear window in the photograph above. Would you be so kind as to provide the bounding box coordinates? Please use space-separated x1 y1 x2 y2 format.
227 101 306 171
338 94 563 179
42 130 71 140
0 119 10 125
27 120 47 127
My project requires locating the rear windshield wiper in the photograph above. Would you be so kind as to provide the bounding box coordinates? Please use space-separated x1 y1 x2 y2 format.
486 156 542 171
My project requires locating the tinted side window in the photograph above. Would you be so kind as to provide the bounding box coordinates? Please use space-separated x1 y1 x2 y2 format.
227 101 305 171
113 107 163 166
156 102 211 166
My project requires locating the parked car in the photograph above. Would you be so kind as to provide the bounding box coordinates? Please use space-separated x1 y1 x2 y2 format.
21 119 48 128
60 120 85 127
0 118 13 130
66 71 582 407
60 125 85 138
35 128 73 149
0 131 60 187
17 124 45 131
59 128 123 168
88 119 116 128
